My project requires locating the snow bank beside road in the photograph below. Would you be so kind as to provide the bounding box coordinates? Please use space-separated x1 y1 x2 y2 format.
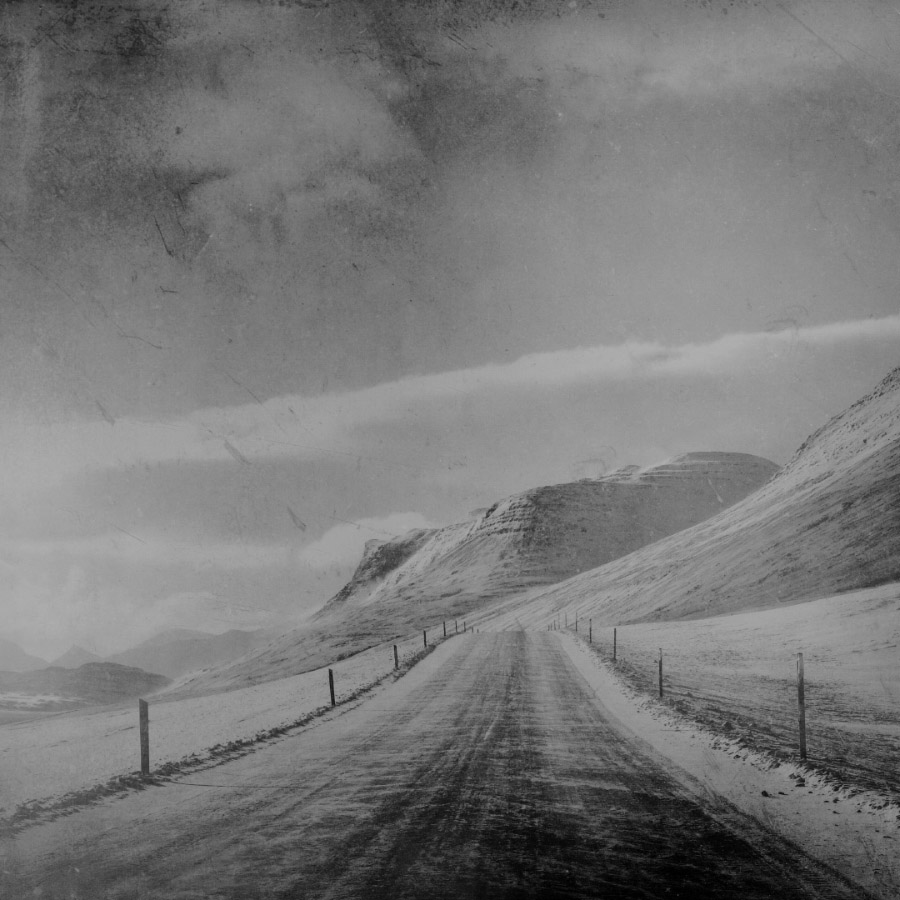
0 634 429 819
559 632 900 900
568 584 900 795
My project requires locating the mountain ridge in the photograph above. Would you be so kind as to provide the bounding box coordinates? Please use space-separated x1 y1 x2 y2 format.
106 629 264 680
50 646 103 668
171 451 778 694
484 366 900 628
324 452 779 616
0 662 169 710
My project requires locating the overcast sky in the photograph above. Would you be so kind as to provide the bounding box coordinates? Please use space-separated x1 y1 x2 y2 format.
1 0 899 658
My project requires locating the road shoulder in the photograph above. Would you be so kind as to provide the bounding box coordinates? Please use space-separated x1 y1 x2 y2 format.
557 632 900 900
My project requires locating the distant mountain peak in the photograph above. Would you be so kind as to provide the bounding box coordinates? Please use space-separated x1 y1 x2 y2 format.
51 645 103 668
0 637 49 672
106 628 264 680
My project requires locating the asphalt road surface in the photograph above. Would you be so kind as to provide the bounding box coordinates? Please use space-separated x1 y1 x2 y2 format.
2 633 869 899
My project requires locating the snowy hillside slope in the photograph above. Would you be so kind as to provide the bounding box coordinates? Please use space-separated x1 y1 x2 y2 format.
324 453 777 615
484 366 900 629
175 453 775 693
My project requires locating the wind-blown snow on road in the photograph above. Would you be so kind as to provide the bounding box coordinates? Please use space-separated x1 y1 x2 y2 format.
0 633 429 818
1 633 872 899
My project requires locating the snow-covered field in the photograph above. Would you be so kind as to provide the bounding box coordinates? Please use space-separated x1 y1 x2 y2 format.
560 632 900 900
0 632 433 819
552 583 900 795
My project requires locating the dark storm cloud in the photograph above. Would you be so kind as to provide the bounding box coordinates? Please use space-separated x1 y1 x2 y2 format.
5 0 900 657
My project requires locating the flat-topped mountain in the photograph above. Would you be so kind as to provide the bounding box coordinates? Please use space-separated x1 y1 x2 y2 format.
324 452 778 615
490 366 900 627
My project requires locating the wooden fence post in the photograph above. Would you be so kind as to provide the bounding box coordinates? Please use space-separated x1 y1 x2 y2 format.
139 699 149 775
393 644 399 670
658 649 663 698
455 620 458 634
589 619 592 644
463 620 466 633
443 621 447 637
423 629 427 648
328 668 336 707
575 615 578 633
797 652 807 760
613 627 617 661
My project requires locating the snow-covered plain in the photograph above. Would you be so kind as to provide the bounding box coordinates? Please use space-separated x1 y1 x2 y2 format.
0 632 433 819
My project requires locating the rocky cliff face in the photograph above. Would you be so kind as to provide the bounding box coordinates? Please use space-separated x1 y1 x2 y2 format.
494 366 900 626
325 452 779 616
322 529 438 611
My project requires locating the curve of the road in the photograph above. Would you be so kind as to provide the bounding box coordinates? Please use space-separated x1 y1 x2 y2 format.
1 632 871 899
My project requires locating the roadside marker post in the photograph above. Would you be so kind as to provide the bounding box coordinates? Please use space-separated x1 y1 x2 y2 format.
328 668 336 707
393 644 399 670
589 619 592 644
658 649 664 698
443 621 447 638
138 699 150 776
455 620 458 634
423 629 427 648
797 652 807 760
575 615 578 633
613 627 617 661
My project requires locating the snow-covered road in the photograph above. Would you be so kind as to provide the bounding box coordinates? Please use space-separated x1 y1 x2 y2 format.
1 632 880 899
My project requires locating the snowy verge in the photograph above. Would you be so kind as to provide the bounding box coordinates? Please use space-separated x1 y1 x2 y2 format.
559 632 900 900
1 633 451 833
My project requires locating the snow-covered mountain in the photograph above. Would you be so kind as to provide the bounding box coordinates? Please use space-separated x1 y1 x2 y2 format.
486 366 900 628
323 452 778 616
